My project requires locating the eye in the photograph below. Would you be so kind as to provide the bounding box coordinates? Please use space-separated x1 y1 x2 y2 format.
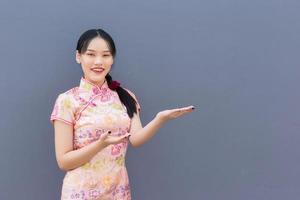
103 54 111 57
86 53 95 56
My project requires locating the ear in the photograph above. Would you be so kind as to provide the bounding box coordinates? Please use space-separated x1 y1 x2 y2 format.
75 50 81 64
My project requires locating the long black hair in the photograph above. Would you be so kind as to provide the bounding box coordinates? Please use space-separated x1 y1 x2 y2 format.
76 29 138 118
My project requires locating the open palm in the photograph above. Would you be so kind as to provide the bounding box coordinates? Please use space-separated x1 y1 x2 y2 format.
100 131 130 146
156 105 195 122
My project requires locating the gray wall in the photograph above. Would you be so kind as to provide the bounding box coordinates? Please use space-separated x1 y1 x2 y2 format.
1 0 299 199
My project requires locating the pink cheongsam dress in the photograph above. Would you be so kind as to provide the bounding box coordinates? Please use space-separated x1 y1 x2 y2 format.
50 77 140 200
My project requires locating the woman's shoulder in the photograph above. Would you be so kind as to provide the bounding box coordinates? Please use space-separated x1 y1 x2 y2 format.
55 86 79 102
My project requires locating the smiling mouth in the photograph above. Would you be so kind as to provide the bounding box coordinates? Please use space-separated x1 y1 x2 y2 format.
91 68 105 73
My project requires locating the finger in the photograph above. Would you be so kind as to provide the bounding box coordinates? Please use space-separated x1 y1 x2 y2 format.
108 136 123 144
185 105 195 110
174 108 194 117
113 135 130 144
182 105 195 110
179 106 195 112
123 134 131 139
173 108 188 114
178 108 193 114
101 130 111 139
114 133 131 141
121 134 131 141
170 108 183 113
189 105 195 110
182 108 194 113
125 133 131 137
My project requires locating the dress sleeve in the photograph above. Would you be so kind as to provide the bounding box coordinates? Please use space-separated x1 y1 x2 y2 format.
50 93 75 125
125 89 141 113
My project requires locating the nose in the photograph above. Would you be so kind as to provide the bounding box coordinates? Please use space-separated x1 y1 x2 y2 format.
94 56 103 65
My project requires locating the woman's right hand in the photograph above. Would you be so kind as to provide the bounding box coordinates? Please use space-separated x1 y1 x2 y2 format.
99 131 131 147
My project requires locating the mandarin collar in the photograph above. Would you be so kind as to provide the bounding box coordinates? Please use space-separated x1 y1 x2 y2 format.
78 77 109 96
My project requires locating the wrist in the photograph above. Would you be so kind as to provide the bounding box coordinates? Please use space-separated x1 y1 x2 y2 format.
97 139 108 149
155 113 168 124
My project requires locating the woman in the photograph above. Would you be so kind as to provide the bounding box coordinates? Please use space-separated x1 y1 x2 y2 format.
50 28 194 200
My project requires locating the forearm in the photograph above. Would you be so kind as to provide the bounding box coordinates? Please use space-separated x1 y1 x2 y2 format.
59 139 106 171
129 115 166 148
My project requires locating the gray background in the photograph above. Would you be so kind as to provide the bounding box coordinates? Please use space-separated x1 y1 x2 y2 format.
0 0 299 199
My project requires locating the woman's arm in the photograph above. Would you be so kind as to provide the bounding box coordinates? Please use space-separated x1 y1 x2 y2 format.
54 121 130 171
128 112 164 148
129 106 194 148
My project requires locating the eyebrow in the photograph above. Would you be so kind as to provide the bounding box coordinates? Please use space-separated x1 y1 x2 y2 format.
86 49 111 53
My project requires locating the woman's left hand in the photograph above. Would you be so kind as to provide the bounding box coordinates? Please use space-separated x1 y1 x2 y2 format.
156 105 195 122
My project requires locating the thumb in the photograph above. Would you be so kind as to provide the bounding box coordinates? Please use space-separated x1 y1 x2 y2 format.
100 130 111 139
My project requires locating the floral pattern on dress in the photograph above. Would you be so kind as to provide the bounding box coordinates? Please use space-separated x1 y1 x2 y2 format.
50 77 139 200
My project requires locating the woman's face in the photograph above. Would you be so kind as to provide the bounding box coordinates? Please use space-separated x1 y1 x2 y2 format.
76 37 114 85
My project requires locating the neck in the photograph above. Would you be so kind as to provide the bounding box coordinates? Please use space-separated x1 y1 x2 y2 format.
83 77 106 87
